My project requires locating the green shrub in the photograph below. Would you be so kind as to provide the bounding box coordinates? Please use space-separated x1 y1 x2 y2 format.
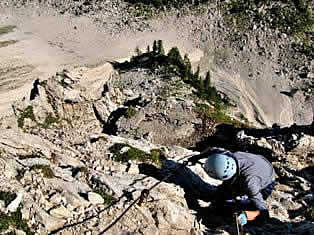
30 165 54 178
125 107 137 118
0 25 16 36
0 191 16 207
109 143 163 165
17 106 35 129
94 189 116 205
0 207 33 234
42 113 59 128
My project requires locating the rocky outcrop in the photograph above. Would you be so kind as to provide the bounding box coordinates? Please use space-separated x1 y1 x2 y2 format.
0 63 313 235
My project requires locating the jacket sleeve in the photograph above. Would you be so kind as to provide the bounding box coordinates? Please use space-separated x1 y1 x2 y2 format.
246 176 267 211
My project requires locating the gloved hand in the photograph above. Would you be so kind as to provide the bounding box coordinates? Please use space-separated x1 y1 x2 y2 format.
237 212 248 226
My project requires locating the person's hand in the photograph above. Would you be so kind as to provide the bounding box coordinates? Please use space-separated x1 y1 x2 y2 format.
237 212 248 226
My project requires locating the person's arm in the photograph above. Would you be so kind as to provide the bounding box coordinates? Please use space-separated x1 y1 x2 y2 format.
245 177 270 222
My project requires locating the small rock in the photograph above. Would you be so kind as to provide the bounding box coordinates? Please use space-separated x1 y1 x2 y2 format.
127 164 139 174
7 192 23 212
15 230 26 235
87 192 104 205
0 200 5 210
50 205 72 219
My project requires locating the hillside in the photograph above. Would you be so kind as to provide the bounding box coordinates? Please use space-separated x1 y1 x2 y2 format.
0 1 313 234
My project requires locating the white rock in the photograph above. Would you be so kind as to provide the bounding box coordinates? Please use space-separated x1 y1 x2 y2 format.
0 200 5 211
49 205 72 219
49 194 62 204
127 164 139 174
7 192 23 212
36 206 66 232
87 192 104 205
15 230 26 235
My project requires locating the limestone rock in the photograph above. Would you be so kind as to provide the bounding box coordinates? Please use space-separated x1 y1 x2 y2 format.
7 192 23 212
87 192 104 205
36 206 66 232
49 205 72 219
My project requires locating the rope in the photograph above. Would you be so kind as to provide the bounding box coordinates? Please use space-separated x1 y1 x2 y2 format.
98 154 195 234
47 153 196 235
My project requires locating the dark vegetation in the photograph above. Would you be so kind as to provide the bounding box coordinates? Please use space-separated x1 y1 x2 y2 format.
124 0 209 9
109 143 163 166
227 0 314 34
226 0 314 58
0 25 16 36
0 191 33 234
93 189 117 205
17 105 60 130
114 40 229 108
30 164 54 178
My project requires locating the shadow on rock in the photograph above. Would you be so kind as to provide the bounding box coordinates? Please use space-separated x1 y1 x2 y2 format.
138 160 231 228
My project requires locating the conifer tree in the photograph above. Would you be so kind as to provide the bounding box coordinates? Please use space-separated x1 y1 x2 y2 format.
204 71 211 91
153 40 158 54
194 65 200 82
167 47 182 64
157 40 165 55
147 45 150 53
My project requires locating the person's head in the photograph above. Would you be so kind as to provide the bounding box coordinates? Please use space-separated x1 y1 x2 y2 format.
204 153 237 180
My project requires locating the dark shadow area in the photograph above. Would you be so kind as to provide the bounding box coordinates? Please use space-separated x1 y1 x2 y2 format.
30 79 40 100
138 159 314 234
123 0 209 8
192 121 314 157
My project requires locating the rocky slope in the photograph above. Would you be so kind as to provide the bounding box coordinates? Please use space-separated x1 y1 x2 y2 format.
0 61 313 235
0 1 313 234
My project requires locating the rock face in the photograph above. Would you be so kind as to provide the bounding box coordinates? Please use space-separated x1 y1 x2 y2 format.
0 61 313 235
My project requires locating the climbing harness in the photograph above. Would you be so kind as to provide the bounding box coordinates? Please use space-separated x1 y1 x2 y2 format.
234 212 244 235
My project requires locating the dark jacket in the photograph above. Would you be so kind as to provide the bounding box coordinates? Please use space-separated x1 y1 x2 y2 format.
213 149 274 213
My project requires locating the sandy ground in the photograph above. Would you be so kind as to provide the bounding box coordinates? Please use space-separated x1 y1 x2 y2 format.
0 7 202 117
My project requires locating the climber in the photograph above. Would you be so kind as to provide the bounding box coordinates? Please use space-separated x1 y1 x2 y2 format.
189 147 276 226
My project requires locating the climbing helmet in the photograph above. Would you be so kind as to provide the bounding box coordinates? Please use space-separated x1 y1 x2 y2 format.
204 153 237 180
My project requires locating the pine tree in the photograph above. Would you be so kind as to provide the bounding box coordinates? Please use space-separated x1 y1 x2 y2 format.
167 47 183 64
157 40 165 55
204 71 211 91
147 45 150 53
194 65 200 81
153 40 158 54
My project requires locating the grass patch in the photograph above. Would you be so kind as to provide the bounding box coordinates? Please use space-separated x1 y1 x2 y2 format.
0 40 18 48
0 208 33 234
0 191 33 234
125 106 137 118
94 189 116 205
0 191 16 207
42 113 59 129
0 25 16 36
17 106 36 129
30 165 54 178
194 103 251 128
109 143 163 165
